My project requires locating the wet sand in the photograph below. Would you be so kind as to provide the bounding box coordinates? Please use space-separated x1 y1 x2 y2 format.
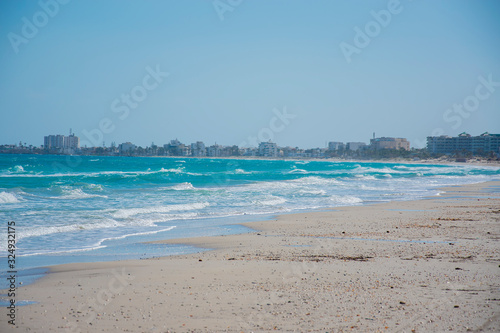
2 181 500 332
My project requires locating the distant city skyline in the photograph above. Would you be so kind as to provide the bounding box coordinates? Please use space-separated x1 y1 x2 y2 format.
1 1 499 148
4 129 496 150
4 131 499 159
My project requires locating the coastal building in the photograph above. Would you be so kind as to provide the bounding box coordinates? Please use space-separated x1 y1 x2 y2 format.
191 141 206 157
207 144 222 157
44 133 80 153
427 132 500 155
241 147 258 156
164 139 190 156
305 148 326 158
370 137 410 151
64 134 80 150
218 145 232 157
346 142 367 151
44 135 65 150
328 142 345 151
119 142 136 154
223 145 240 157
164 139 180 156
258 140 278 157
282 146 298 157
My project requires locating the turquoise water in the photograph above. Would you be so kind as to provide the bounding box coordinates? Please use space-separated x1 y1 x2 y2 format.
0 154 499 272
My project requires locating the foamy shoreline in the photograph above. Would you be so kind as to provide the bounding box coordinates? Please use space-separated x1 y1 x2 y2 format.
2 181 500 332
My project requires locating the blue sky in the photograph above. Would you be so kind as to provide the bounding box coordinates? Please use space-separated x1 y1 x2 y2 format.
1 0 499 148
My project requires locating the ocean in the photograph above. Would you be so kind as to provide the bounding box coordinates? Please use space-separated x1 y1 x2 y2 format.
1 154 499 274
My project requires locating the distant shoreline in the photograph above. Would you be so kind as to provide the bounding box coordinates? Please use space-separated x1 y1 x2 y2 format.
2 152 500 167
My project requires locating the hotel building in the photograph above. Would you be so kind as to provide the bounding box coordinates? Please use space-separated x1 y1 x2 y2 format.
427 132 500 155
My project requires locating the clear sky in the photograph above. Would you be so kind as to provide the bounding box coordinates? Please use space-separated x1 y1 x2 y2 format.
1 0 499 149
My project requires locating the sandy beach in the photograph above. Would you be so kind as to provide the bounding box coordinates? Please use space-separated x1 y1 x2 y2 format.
2 181 500 332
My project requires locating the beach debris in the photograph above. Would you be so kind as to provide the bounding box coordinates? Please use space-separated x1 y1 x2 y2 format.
451 255 474 261
295 254 373 262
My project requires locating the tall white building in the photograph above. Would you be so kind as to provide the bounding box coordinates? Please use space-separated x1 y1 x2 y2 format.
44 135 65 149
64 134 80 150
44 133 80 152
191 141 206 157
258 141 278 157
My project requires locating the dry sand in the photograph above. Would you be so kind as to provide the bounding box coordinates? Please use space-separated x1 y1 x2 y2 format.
2 181 499 332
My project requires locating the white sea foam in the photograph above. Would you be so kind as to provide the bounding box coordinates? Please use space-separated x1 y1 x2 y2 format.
10 165 25 173
253 196 287 206
354 175 377 180
84 183 104 192
158 167 203 176
290 176 342 185
234 168 251 174
18 245 107 257
48 188 107 200
329 195 363 205
0 191 19 204
172 182 195 190
288 168 309 174
95 226 177 246
0 167 198 179
132 212 199 225
20 210 50 216
355 166 399 174
19 225 178 257
159 167 184 173
299 189 327 196
112 202 210 219
18 218 122 240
